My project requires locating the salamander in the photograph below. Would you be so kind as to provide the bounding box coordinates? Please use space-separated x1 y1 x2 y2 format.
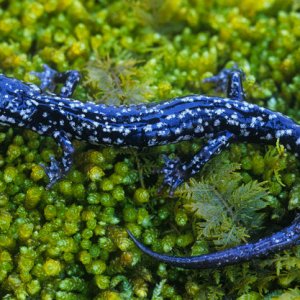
1 64 300 268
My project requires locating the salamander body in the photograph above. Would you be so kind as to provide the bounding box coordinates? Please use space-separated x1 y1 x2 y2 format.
2 65 300 268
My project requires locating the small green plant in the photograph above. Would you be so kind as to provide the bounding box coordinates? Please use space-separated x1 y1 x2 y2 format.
178 154 268 248
84 56 154 105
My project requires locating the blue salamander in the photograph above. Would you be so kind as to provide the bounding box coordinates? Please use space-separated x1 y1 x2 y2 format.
1 64 300 268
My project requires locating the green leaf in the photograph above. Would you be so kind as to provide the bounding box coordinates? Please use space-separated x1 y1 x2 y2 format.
178 154 268 249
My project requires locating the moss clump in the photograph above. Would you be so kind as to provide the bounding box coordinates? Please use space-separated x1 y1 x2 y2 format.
0 0 300 299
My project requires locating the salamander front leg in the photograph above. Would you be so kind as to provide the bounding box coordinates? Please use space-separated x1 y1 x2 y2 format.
203 66 245 101
31 64 81 97
42 130 74 188
161 131 235 195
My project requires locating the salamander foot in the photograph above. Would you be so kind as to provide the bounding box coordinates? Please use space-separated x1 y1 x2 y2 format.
31 65 81 97
203 66 245 101
41 156 63 189
31 64 58 92
160 155 185 196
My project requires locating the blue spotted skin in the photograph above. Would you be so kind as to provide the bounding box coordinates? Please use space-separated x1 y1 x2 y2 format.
1 65 300 267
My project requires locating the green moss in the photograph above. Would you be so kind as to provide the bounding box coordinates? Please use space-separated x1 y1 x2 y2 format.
133 187 150 205
0 0 300 298
43 258 61 276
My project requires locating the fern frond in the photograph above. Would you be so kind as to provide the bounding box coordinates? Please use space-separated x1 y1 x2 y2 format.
84 57 154 105
264 141 287 186
270 288 300 300
178 154 268 248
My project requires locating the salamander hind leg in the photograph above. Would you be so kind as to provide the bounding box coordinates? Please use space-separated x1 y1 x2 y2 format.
203 66 245 101
31 64 81 97
161 131 235 195
41 130 74 188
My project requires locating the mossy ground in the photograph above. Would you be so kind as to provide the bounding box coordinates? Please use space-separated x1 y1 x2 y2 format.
0 0 300 299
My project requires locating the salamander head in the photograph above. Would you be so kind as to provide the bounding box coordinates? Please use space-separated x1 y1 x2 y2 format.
0 74 40 126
